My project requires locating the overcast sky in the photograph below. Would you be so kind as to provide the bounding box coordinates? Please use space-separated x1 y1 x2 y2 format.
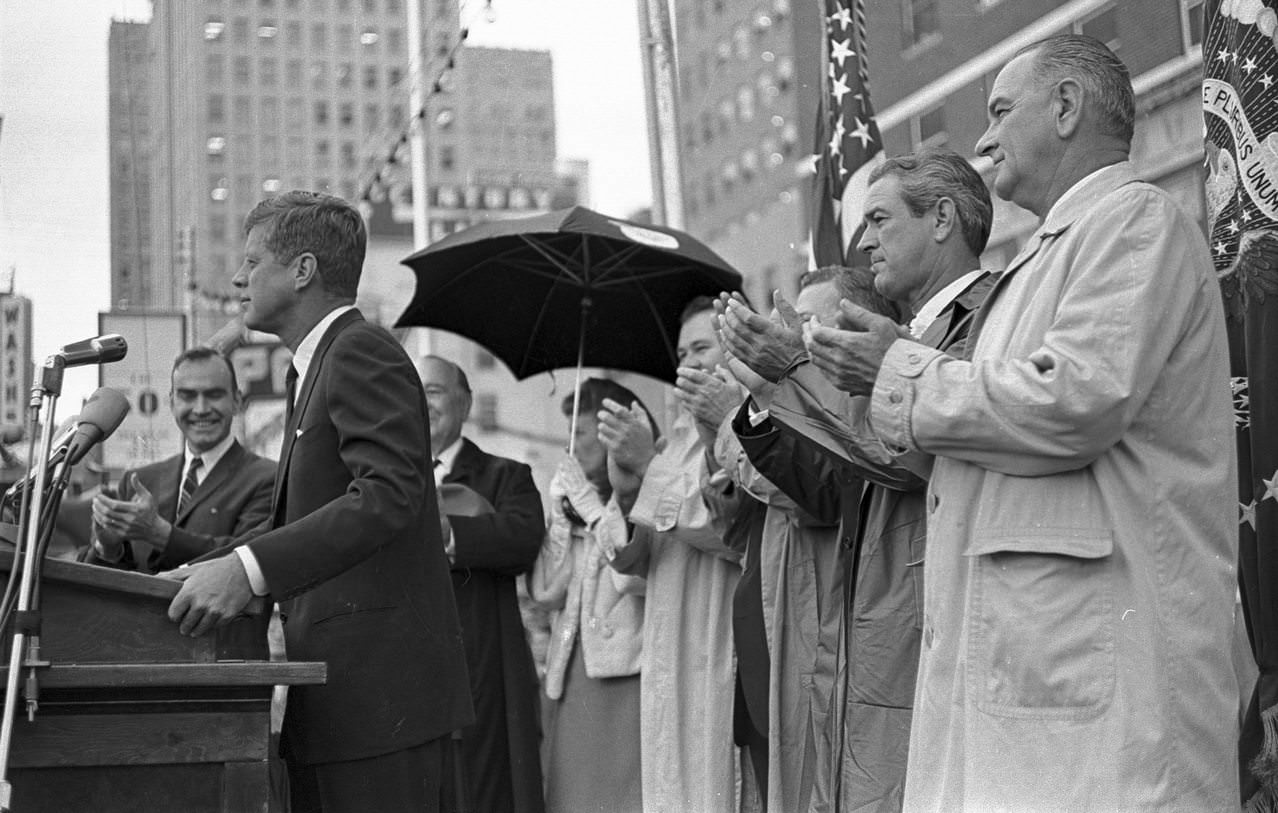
0 0 652 416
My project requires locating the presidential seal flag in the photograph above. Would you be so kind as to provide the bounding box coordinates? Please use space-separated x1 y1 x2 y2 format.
1204 0 1278 807
809 0 883 267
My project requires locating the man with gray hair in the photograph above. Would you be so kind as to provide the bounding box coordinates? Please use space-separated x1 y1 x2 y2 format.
795 35 1238 810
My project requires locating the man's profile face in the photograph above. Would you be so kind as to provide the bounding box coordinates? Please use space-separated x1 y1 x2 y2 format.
676 309 724 372
795 280 842 325
857 175 937 307
976 51 1057 213
421 358 471 455
171 357 240 454
233 222 297 335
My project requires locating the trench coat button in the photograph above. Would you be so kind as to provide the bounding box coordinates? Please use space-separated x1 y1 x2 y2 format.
601 624 614 639
588 616 599 630
924 621 935 649
907 352 922 364
928 492 939 513
889 390 903 404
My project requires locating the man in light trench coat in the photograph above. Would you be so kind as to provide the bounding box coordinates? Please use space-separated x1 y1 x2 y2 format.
792 34 1239 811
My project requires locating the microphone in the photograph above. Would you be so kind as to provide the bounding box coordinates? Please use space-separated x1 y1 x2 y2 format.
56 335 128 368
64 388 131 466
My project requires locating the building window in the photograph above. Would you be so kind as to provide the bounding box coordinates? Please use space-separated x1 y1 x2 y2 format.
1180 0 1205 52
339 102 354 128
1075 5 1119 53
311 22 326 49
234 55 250 84
232 17 249 42
207 135 227 155
913 104 947 147
285 20 301 45
363 65 378 89
360 28 379 46
476 394 499 432
209 212 227 240
204 19 225 41
259 57 277 85
387 28 404 52
439 145 455 171
338 24 354 51
257 20 278 39
314 101 329 126
364 103 380 132
312 60 328 90
337 62 353 89
902 0 940 49
207 54 224 83
388 67 403 87
315 139 330 162
286 58 302 85
737 85 755 122
286 99 304 128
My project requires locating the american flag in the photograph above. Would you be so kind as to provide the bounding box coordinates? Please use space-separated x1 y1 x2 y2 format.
810 0 883 267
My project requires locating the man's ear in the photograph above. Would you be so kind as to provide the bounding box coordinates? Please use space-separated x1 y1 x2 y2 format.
1053 78 1083 138
293 252 319 291
932 197 957 243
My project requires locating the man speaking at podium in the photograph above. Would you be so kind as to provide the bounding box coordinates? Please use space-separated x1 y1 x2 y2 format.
166 191 474 813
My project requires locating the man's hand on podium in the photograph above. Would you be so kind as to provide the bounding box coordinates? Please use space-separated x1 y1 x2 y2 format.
164 556 253 637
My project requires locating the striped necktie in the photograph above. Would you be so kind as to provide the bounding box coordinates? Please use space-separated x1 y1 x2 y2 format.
177 456 203 518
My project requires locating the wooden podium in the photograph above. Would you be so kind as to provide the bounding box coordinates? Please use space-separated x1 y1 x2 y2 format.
0 552 325 812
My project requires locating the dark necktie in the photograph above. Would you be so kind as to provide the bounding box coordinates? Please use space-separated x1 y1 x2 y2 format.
285 363 299 425
177 456 203 518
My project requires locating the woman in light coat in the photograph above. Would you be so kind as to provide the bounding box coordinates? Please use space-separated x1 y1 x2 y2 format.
529 378 656 813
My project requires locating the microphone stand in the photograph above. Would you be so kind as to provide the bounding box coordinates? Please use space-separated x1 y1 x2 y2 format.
0 355 65 811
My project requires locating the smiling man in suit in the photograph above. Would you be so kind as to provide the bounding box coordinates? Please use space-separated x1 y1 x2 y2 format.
87 347 276 573
423 354 546 813
166 190 473 813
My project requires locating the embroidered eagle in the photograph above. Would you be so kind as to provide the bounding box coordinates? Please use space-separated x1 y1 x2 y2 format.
1220 228 1278 322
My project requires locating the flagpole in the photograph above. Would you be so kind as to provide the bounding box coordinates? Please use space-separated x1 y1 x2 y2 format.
636 0 685 229
407 0 433 357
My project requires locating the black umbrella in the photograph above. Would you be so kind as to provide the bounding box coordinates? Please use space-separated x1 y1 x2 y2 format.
397 206 743 449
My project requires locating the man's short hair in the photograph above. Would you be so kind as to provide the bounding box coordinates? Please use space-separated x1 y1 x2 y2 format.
1016 34 1134 145
679 295 717 325
243 190 366 298
868 147 993 257
423 355 471 394
172 346 239 394
799 265 903 324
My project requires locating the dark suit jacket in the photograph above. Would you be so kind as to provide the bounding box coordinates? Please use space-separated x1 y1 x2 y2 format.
443 438 545 813
246 308 473 766
81 440 275 574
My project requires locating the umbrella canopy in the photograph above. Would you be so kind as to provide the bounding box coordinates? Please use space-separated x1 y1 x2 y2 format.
396 206 743 382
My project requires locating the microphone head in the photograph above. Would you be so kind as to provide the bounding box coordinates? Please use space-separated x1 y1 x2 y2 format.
79 387 131 435
56 334 129 367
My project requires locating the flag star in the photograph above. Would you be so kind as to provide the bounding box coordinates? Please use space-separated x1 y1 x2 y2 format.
1242 500 1257 531
849 116 874 148
831 72 851 105
1215 240 1228 255
1218 48 1232 63
1232 50 1240 63
829 6 852 27
1263 471 1278 503
830 118 846 156
1242 208 1253 222
1262 74 1274 89
1244 57 1258 73
1229 219 1241 234
830 38 855 63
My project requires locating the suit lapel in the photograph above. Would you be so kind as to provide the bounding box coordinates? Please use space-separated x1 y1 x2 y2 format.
270 309 365 523
176 441 242 525
443 438 481 486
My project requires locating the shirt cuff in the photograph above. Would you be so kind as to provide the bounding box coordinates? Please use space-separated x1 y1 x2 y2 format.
234 546 270 596
92 533 126 564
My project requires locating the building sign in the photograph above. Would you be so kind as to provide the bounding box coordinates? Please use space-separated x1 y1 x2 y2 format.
99 312 186 471
230 341 290 460
0 296 32 430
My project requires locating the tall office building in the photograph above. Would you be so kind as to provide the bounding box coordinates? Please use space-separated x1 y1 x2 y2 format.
109 0 464 340
671 0 825 305
670 0 1207 290
108 20 154 313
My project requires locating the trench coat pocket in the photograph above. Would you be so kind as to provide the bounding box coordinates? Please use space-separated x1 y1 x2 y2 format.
966 528 1115 720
